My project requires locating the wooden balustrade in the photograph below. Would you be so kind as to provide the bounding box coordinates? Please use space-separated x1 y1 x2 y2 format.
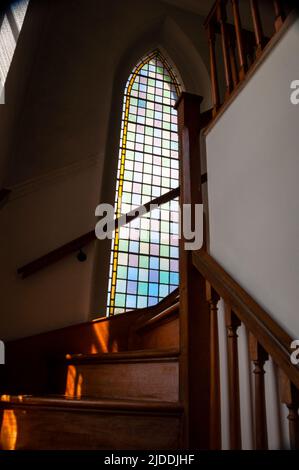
192 250 299 450
225 305 242 449
249 334 269 449
204 0 290 115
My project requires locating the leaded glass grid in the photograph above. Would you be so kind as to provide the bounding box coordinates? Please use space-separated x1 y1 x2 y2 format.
106 50 181 315
0 0 30 88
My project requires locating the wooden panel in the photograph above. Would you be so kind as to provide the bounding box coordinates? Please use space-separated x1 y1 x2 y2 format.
64 360 179 402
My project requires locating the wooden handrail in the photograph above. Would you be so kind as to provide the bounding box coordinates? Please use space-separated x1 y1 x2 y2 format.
18 172 209 279
192 250 299 390
18 185 184 278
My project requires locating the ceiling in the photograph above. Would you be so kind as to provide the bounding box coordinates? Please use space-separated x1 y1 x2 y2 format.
161 0 215 16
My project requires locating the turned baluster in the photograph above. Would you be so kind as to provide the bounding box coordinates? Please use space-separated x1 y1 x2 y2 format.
207 283 221 449
249 0 265 57
249 334 269 449
279 370 299 449
273 0 285 32
231 0 247 80
228 30 238 88
225 304 241 449
175 92 211 449
207 21 220 116
217 0 233 98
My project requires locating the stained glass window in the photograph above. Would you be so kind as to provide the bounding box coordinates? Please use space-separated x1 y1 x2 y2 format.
106 50 181 315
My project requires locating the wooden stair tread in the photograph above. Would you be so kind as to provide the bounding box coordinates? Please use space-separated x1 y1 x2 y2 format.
0 395 183 414
65 347 180 364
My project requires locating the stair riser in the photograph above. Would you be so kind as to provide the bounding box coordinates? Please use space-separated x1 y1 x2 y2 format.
65 361 179 402
136 318 179 350
0 408 182 450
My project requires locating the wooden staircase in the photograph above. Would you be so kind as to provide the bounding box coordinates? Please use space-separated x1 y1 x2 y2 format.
1 1 298 452
0 295 182 450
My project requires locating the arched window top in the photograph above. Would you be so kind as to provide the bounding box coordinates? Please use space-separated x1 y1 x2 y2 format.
107 50 181 316
124 49 181 99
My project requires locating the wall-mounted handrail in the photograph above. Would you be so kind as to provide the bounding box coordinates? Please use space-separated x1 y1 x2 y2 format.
17 171 209 279
17 185 182 279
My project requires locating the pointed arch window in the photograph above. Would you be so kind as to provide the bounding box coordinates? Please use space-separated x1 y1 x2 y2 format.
107 50 181 315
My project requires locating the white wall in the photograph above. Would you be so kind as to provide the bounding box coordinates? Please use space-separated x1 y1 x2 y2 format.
206 16 299 339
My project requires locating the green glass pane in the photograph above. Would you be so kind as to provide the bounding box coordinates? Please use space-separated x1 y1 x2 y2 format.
160 271 169 284
138 282 148 295
117 266 127 279
160 245 169 257
119 240 129 251
115 293 126 306
161 221 169 232
128 113 137 122
127 132 135 141
141 232 150 242
145 127 153 136
139 256 149 268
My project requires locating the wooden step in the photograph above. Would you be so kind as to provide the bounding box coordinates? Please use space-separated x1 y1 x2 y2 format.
63 348 179 402
0 395 183 450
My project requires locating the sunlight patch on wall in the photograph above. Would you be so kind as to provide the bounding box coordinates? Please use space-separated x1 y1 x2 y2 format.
0 0 29 94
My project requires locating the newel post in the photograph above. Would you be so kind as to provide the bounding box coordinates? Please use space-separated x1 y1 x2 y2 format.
175 92 211 449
